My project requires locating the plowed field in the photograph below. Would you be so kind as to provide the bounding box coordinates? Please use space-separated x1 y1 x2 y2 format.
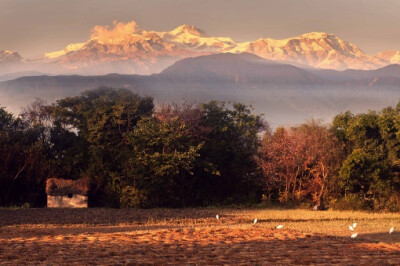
1 208 400 265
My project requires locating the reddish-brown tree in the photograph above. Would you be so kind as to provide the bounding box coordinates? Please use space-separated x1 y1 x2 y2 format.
257 121 344 206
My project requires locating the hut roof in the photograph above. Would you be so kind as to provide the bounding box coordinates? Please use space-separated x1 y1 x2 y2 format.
46 178 89 196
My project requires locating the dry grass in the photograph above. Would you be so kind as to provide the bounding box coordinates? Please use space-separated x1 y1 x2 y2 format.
1 208 400 264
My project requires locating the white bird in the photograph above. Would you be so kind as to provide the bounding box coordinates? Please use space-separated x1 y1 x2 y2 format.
216 215 219 220
349 223 357 231
390 227 395 234
253 218 257 224
351 233 358 238
276 225 284 229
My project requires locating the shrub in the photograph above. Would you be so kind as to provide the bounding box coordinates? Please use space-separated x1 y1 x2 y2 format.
120 186 148 208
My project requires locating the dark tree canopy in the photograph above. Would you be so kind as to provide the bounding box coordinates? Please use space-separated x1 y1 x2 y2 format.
3 87 400 211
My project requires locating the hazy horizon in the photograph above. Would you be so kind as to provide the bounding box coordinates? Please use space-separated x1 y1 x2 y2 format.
1 0 400 57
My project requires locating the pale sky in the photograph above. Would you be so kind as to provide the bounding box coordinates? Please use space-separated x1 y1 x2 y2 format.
1 0 400 57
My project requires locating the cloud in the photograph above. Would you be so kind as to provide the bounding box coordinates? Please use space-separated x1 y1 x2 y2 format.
90 21 141 42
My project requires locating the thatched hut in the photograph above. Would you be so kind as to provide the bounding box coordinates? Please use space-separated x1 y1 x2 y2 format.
46 178 89 208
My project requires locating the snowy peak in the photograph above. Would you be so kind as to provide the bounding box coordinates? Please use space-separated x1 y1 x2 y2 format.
169 24 209 37
41 21 239 74
376 50 400 64
5 21 400 75
297 32 330 39
234 32 384 70
44 43 86 59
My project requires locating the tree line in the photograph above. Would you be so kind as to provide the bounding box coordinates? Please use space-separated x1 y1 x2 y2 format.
1 87 400 210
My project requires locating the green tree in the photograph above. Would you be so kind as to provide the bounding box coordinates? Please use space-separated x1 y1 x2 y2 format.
332 107 400 210
0 107 50 207
195 102 266 204
51 87 154 206
127 116 202 207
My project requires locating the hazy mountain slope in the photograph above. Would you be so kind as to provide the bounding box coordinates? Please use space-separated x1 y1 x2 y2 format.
158 53 324 84
0 53 326 95
0 71 45 82
1 53 400 127
310 64 400 81
0 74 149 115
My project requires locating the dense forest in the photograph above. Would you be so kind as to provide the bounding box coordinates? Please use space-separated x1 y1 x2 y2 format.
1 87 400 211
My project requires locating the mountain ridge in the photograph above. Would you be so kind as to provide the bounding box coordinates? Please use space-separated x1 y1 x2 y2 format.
1 21 399 75
3 53 400 86
2 53 400 127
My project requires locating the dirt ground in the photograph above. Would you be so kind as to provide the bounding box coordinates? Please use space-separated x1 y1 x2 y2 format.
1 208 400 265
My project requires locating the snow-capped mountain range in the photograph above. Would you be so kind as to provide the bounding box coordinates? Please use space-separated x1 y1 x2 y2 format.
1 21 399 75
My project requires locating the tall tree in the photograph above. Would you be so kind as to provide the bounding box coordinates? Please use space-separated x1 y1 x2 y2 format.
0 107 50 206
258 121 344 206
127 116 202 207
51 87 154 206
332 107 400 210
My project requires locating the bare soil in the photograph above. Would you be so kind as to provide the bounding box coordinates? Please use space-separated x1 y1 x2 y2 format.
1 208 400 265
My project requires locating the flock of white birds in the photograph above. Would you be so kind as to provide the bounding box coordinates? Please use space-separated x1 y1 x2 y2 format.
215 215 395 239
348 222 395 239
